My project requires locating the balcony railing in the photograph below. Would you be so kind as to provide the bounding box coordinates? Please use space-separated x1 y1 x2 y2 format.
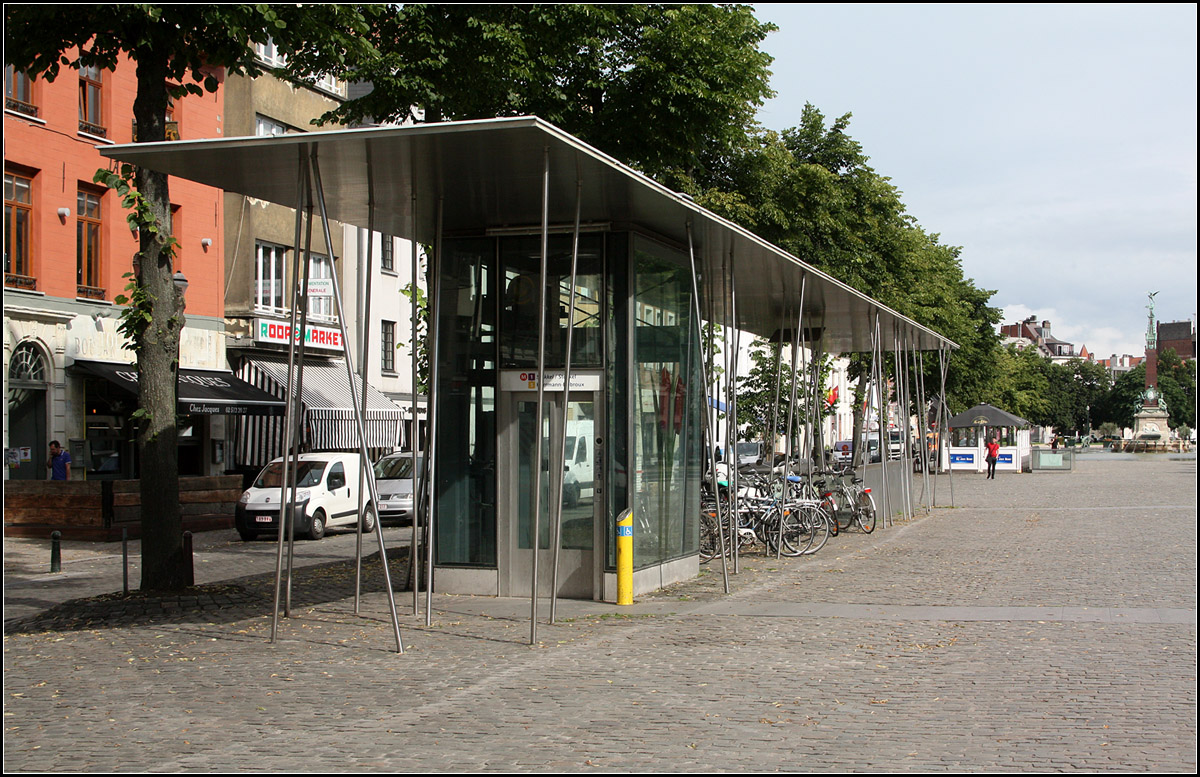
78 119 107 138
4 273 37 291
77 284 106 301
5 97 38 118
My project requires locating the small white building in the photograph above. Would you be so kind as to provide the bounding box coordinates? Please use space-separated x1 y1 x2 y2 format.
943 403 1032 473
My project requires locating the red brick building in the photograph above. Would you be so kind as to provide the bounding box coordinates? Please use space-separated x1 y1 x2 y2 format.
4 52 232 481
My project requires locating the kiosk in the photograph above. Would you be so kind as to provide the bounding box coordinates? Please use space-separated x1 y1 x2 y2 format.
944 403 1031 473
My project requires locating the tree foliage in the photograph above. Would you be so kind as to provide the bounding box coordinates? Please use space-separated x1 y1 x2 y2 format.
329 4 775 180
733 338 832 448
4 4 383 591
1094 350 1197 432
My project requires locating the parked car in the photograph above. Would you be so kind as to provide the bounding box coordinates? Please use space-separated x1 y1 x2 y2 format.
374 451 424 525
235 452 375 541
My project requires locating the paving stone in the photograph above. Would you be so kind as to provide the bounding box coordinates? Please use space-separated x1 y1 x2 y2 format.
3 457 1195 771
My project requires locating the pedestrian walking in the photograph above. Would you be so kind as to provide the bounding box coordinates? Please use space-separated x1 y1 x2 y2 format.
46 440 71 481
985 435 999 479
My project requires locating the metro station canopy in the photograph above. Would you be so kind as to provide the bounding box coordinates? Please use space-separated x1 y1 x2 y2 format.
101 116 955 354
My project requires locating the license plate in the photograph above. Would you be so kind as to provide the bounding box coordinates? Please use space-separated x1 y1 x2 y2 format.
255 514 274 523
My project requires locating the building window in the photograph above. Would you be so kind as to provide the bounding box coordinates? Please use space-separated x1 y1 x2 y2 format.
255 114 293 137
306 253 336 322
78 63 105 137
381 320 395 372
255 242 287 313
76 189 103 298
5 65 37 118
254 38 345 97
254 38 287 68
312 72 348 98
5 172 35 289
380 234 394 272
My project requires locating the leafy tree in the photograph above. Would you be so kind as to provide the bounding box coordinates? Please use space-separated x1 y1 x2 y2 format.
684 106 1001 440
1155 348 1196 432
329 4 776 181
1094 363 1146 431
4 5 381 590
734 337 832 453
992 346 1052 424
1091 351 1194 435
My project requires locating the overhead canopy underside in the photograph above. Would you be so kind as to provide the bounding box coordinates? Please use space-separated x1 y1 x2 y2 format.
101 116 955 353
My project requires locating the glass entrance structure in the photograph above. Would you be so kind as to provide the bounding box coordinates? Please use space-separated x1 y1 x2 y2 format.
433 230 705 598
102 116 956 605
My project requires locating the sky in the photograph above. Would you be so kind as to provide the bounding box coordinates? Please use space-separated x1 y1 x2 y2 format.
752 3 1197 360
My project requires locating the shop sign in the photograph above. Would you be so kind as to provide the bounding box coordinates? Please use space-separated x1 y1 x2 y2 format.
254 319 344 352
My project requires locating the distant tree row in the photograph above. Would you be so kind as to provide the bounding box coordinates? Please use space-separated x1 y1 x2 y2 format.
992 346 1195 436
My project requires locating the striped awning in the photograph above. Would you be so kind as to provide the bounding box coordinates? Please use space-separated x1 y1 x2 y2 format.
233 353 402 464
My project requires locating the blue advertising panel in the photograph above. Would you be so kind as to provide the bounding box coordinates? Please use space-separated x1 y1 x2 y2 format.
950 452 975 464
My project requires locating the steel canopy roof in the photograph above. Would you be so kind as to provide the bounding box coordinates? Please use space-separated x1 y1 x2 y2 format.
100 116 955 353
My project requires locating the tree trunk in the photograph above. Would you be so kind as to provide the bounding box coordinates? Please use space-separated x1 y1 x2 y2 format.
133 55 187 591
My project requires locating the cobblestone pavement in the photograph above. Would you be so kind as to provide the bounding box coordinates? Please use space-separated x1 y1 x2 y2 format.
3 457 1195 772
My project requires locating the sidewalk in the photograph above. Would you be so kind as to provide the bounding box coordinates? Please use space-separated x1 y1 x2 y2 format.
4 457 1195 772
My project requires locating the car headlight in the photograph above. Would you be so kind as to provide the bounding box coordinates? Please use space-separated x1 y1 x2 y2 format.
294 489 312 503
238 491 251 505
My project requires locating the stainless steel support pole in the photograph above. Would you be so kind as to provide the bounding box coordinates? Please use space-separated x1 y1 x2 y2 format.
354 165 376 615
727 251 741 573
410 170 421 617
873 314 891 529
550 178 583 624
530 147 550 645
686 223 730 594
893 327 910 524
424 196 443 628
271 154 309 644
311 150 404 654
939 343 955 508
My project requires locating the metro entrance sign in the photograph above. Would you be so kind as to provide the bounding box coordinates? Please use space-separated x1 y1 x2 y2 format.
253 318 344 352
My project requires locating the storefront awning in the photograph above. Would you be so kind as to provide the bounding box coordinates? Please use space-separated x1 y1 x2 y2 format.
236 354 403 450
99 116 956 354
69 360 285 416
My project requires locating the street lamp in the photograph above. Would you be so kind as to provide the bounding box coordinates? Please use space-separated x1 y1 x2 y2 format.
173 270 189 297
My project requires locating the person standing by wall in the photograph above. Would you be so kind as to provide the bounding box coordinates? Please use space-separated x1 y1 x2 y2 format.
985 435 999 479
46 440 71 481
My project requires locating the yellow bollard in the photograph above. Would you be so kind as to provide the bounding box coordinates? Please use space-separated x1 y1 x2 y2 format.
616 508 633 605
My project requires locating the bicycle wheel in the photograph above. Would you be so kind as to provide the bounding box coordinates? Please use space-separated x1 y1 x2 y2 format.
776 505 813 556
800 504 831 555
855 491 877 534
822 495 839 538
699 509 719 561
834 488 856 531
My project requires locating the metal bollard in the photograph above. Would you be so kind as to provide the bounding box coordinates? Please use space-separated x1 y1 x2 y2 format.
122 527 129 594
50 530 62 573
183 531 194 587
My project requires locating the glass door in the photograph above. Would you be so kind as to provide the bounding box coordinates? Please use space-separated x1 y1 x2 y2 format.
507 391 600 598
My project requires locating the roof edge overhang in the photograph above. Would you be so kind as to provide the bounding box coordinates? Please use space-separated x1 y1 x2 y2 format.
100 116 956 354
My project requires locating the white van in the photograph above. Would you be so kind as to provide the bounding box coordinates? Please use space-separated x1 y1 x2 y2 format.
563 420 594 507
236 452 376 541
736 441 765 466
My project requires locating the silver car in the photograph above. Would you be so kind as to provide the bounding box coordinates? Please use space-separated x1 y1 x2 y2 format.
374 452 424 525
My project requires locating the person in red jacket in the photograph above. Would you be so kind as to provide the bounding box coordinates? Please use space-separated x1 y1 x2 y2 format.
985 435 1000 479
